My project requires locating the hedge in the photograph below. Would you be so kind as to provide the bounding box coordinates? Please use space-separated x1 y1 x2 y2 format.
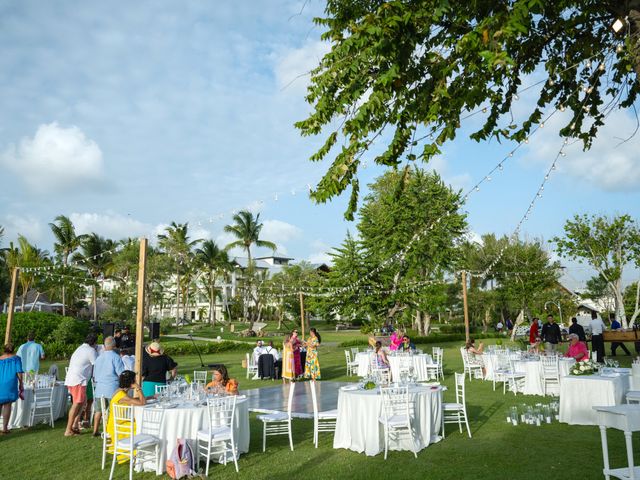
161 340 250 357
338 332 503 348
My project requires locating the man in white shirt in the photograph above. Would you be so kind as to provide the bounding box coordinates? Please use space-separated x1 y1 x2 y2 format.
64 333 98 437
589 311 607 362
252 340 266 364
120 348 135 371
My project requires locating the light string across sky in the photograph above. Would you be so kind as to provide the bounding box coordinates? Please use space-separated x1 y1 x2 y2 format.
14 40 628 299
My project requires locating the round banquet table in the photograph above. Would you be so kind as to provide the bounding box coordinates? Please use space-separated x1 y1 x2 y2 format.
333 384 442 456
8 382 68 429
388 354 435 382
133 396 250 474
513 357 575 396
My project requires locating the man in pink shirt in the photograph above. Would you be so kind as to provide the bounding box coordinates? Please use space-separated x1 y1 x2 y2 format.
565 334 589 362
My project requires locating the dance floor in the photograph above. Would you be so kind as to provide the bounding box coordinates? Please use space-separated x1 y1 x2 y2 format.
243 381 353 418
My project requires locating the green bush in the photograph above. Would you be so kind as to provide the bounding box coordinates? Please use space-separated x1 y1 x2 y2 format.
437 323 479 334
161 340 249 357
338 339 371 348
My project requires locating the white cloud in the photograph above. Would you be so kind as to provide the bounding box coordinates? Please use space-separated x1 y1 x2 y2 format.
261 219 302 244
307 239 333 265
427 155 472 191
274 40 331 94
0 213 44 244
520 109 640 190
1 123 105 193
70 212 153 240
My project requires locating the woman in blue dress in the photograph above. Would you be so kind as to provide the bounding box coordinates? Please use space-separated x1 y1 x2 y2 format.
0 343 24 434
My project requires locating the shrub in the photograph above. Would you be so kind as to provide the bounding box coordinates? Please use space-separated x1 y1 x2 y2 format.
437 323 479 334
161 341 249 357
338 339 371 348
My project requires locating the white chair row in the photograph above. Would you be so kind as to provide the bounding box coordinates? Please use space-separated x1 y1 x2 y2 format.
245 353 258 379
344 350 359 376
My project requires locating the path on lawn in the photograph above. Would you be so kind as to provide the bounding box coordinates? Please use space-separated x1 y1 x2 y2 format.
165 333 339 347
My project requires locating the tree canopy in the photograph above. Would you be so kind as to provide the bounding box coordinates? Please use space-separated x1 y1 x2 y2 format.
296 1 640 219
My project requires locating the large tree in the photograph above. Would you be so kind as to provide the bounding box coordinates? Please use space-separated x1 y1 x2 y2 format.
49 215 86 316
297 1 640 219
553 213 640 328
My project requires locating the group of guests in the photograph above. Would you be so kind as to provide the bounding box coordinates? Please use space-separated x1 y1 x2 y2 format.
281 328 322 381
389 330 417 352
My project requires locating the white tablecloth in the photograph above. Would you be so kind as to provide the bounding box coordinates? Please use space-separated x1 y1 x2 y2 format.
355 352 371 377
333 385 442 456
133 397 250 474
8 382 67 429
389 354 435 382
559 373 631 425
513 358 574 396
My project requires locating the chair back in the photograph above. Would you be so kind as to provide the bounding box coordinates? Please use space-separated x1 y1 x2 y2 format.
541 355 559 378
344 350 352 363
460 347 469 366
206 395 236 436
112 404 134 450
454 372 466 405
247 352 257 368
35 374 56 388
33 387 53 408
350 347 359 357
155 384 169 395
100 397 110 425
141 406 164 437
310 380 319 417
380 385 411 423
286 382 296 418
193 370 207 384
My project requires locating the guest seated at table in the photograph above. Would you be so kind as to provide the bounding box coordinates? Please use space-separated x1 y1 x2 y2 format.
252 340 266 364
106 370 146 459
0 343 24 434
389 330 404 351
205 365 238 395
465 338 484 355
565 334 589 362
374 341 389 369
399 335 416 352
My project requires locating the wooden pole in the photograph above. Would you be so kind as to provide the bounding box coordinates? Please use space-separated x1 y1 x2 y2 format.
4 268 19 346
134 238 148 387
461 270 470 343
299 292 305 340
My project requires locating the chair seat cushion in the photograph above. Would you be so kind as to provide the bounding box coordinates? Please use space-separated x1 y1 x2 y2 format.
119 433 159 448
443 402 463 411
627 390 640 401
318 409 338 419
196 426 231 441
378 414 410 427
258 412 288 422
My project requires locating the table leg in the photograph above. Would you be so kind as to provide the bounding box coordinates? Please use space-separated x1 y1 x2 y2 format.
599 426 611 480
624 431 635 480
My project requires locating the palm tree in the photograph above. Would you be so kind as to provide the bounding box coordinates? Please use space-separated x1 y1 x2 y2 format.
49 215 86 315
72 233 115 322
224 211 276 325
223 211 276 264
4 236 50 310
157 222 200 326
195 240 232 325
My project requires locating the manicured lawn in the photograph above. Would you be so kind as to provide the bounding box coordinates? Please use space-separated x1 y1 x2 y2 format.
0 335 638 479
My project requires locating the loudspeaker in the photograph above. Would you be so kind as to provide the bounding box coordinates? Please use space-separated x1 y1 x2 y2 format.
149 322 160 340
103 322 115 338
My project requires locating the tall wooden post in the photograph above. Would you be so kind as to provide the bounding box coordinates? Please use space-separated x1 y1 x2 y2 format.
461 270 470 343
134 238 148 386
4 268 19 346
299 292 305 340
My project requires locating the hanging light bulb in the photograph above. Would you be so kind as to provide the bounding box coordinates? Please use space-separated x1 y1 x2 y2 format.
513 94 519 100
551 164 557 170
509 152 514 157
498 163 504 171
616 44 624 53
598 64 606 72
586 61 592 69
524 137 529 144
559 105 566 112
486 176 492 181
482 107 487 113
540 122 545 128
570 123 576 130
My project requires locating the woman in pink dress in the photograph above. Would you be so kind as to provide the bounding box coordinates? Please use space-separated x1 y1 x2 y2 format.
290 329 303 377
389 330 404 351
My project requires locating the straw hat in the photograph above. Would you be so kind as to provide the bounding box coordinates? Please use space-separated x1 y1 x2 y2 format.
146 341 164 356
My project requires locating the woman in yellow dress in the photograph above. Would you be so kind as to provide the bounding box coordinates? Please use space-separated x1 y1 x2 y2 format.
106 370 146 461
304 328 321 380
281 334 294 383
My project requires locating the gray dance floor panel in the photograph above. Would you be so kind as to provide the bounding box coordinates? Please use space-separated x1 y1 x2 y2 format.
243 381 354 418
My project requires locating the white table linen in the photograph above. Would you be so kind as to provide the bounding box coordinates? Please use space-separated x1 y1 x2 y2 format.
355 352 371 377
388 354 435 382
559 373 631 425
9 382 67 429
133 396 250 474
513 358 574 396
333 384 442 456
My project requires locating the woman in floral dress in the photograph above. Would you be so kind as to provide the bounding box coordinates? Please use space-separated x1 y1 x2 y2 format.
281 334 294 383
304 328 321 380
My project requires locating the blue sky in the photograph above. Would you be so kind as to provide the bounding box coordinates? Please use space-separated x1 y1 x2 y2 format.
1 1 639 290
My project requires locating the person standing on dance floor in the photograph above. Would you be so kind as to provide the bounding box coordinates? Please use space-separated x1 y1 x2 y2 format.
290 329 303 378
304 328 321 380
281 334 294 383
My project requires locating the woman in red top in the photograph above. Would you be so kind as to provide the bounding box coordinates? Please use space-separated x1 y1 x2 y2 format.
529 318 540 345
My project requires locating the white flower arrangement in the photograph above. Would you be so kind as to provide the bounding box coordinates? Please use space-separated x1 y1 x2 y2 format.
570 359 597 376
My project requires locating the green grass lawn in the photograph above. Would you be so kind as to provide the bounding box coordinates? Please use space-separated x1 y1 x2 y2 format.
0 335 638 479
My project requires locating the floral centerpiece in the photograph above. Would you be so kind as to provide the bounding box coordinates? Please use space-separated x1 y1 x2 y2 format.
570 359 597 376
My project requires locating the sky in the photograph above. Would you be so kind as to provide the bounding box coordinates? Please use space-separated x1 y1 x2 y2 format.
1 1 639 291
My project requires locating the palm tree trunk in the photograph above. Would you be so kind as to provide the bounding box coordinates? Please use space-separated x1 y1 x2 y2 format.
175 269 180 328
93 285 97 322
29 291 42 312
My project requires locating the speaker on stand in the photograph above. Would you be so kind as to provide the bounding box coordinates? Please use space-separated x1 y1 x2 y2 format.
149 322 160 341
103 322 115 339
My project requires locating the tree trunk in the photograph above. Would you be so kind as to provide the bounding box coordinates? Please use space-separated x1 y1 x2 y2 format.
175 269 180 329
210 284 216 327
510 309 525 342
629 280 640 325
422 312 432 336
483 308 491 333
29 291 41 312
92 285 97 322
612 278 628 328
